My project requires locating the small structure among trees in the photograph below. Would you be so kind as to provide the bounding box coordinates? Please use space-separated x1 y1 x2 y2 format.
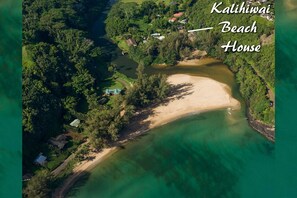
105 89 122 96
22 173 33 181
49 134 68 150
174 12 184 18
34 154 47 166
126 38 137 47
70 119 80 128
169 17 177 23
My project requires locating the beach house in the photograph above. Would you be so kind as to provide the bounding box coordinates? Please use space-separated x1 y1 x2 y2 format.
169 17 177 23
151 33 161 37
34 153 47 166
126 38 137 47
105 88 122 95
173 12 184 18
179 19 187 24
70 119 80 128
49 134 68 150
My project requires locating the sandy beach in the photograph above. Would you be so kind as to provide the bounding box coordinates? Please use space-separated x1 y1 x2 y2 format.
147 74 240 128
53 74 240 197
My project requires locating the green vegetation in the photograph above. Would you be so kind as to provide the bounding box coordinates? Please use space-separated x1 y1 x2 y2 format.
187 0 275 124
107 0 275 125
22 0 108 176
121 0 144 4
23 0 170 196
85 65 169 150
114 36 130 52
23 170 52 198
22 46 35 68
125 65 169 107
106 0 194 66
22 0 107 196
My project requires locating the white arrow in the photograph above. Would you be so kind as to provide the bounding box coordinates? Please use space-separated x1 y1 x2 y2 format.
188 27 214 32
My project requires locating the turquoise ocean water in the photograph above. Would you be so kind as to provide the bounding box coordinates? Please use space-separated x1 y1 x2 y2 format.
0 0 22 197
68 110 274 198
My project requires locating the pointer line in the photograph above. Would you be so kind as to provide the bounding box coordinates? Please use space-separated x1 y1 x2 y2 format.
188 27 214 32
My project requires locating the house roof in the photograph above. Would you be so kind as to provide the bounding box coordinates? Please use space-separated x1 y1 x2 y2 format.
169 17 177 22
179 19 187 24
49 134 68 149
174 12 184 18
34 154 47 165
49 139 67 149
126 39 137 46
22 173 33 181
55 134 67 141
151 33 161 36
105 89 122 95
70 119 80 127
157 36 165 40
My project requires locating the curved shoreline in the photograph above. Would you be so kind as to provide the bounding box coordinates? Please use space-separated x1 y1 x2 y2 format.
53 74 240 198
153 58 221 68
247 110 275 142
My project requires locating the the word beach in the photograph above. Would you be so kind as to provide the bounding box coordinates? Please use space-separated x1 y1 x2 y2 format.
211 2 272 52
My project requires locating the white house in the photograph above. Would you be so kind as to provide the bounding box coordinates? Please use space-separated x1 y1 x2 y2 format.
151 33 161 37
157 36 165 41
70 119 80 128
179 19 187 24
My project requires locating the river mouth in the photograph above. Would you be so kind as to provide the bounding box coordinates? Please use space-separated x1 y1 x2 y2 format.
90 0 239 90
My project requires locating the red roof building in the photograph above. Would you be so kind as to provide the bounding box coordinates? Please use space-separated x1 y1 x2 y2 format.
169 17 177 23
126 38 137 47
174 12 184 18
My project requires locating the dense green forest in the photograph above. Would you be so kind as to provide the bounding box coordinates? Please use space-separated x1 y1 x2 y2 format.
106 0 195 65
22 0 169 197
23 0 107 172
106 0 275 125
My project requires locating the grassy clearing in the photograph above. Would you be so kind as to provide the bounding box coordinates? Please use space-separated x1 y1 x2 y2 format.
22 46 35 68
100 72 133 91
100 71 134 105
131 19 148 32
101 78 124 90
114 36 130 52
250 15 274 29
114 71 134 85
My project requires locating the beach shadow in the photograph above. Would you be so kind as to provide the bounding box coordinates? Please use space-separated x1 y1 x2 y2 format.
167 83 194 100
171 83 192 94
120 108 154 139
118 83 194 142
